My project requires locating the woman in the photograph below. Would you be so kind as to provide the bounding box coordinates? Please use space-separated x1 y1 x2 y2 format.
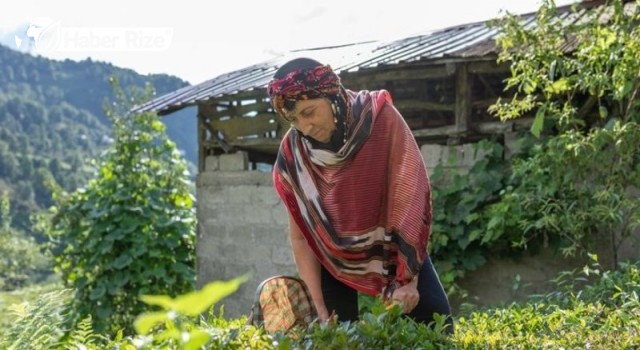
267 57 453 331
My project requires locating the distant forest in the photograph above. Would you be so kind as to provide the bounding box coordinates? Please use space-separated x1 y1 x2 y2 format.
0 44 197 235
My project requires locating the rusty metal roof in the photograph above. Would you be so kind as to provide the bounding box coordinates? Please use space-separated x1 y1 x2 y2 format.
134 1 595 116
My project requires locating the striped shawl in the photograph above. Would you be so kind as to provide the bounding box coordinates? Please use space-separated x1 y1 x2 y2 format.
273 89 431 296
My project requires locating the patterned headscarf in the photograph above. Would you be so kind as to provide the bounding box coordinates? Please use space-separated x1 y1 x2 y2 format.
267 65 342 121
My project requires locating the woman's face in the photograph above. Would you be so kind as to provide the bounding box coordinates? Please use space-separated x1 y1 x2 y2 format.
285 98 336 143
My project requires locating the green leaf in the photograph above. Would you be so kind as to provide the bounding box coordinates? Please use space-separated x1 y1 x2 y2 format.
112 254 133 270
101 167 113 180
90 283 106 300
113 271 130 288
619 80 634 98
140 295 176 309
183 330 210 350
173 193 193 208
599 106 608 119
523 79 536 94
134 311 169 335
104 228 125 241
531 107 545 138
140 276 248 317
89 207 109 219
172 275 249 316
151 120 165 132
547 78 570 94
96 305 111 319
464 213 480 224
548 60 557 80
487 216 501 230
468 229 482 243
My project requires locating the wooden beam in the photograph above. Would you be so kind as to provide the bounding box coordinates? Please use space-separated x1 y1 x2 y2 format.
472 98 501 109
202 120 233 153
211 113 279 140
206 138 282 155
343 66 452 86
208 101 272 118
197 113 206 172
455 63 471 134
402 56 497 68
468 60 509 74
395 99 455 112
349 66 454 83
233 138 281 149
198 101 219 117
412 124 457 138
412 117 533 139
233 101 272 116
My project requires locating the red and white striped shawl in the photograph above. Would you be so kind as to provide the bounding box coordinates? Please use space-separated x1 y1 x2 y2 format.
273 89 431 296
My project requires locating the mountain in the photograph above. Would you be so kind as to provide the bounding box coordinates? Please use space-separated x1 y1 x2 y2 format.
0 43 197 234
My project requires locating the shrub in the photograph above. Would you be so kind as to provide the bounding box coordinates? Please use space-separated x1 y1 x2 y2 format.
43 79 196 334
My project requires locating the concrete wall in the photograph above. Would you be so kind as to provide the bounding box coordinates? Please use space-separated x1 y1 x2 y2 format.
196 142 640 318
196 152 295 317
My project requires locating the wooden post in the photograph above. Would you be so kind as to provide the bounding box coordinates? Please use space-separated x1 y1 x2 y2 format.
454 63 472 137
197 110 207 173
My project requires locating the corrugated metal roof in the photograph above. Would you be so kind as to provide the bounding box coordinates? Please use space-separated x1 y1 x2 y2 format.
134 1 595 116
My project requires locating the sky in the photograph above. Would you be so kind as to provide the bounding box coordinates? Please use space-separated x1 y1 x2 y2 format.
0 0 578 85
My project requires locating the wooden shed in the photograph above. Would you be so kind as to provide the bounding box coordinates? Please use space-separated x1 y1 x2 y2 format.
134 1 599 170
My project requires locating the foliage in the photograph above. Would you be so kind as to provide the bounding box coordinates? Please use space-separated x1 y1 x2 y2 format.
2 259 639 349
129 260 640 349
0 43 196 238
486 0 640 268
456 256 640 349
128 275 452 350
132 276 251 349
0 192 50 290
428 140 510 296
0 287 74 349
66 315 111 349
486 123 640 261
455 300 639 349
0 94 106 236
491 0 640 130
0 285 133 350
278 303 452 350
43 79 196 334
0 283 59 340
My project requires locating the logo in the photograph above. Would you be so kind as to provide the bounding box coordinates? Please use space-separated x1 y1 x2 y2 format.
14 17 173 53
14 17 59 52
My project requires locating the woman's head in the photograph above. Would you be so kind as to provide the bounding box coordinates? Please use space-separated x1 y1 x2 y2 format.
267 58 343 143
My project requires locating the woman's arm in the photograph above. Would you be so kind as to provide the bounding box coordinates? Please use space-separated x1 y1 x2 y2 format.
287 212 330 320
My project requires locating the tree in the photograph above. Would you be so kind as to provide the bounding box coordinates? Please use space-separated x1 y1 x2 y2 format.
0 192 48 290
45 79 196 333
488 0 640 268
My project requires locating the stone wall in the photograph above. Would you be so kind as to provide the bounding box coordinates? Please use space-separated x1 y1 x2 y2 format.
196 142 640 318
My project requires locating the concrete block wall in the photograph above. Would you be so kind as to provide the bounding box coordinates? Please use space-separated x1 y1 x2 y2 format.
421 143 491 177
196 155 296 317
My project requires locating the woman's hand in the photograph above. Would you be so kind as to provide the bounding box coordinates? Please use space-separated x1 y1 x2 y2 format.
390 278 420 314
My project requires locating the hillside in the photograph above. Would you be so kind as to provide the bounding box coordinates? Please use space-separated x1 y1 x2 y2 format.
0 44 197 234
